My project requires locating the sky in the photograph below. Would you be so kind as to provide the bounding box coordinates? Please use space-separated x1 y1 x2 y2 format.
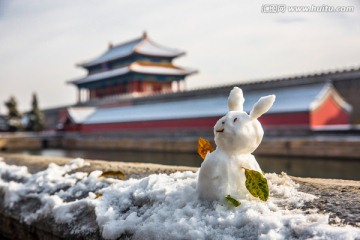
0 0 360 113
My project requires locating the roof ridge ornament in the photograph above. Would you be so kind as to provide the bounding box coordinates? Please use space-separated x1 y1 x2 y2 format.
142 31 147 39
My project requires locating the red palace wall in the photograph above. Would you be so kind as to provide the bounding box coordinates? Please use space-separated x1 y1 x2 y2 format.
311 96 350 127
63 124 82 132
81 117 220 133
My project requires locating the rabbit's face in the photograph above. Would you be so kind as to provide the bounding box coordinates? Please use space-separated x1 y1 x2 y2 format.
212 86 275 154
214 111 264 154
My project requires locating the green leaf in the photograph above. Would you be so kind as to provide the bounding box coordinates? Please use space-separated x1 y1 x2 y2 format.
225 195 241 207
244 168 269 201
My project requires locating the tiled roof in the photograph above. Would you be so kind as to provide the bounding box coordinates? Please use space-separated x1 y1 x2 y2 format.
79 33 184 68
69 62 196 85
131 62 196 76
212 67 360 91
69 67 130 85
83 83 349 124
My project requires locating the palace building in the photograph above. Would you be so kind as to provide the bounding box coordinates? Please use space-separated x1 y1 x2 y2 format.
69 32 197 103
62 82 353 136
41 32 360 136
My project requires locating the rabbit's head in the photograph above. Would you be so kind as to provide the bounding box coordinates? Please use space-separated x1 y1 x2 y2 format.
214 87 275 154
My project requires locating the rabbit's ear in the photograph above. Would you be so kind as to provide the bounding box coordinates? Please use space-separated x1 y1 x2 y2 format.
250 95 276 119
228 87 245 111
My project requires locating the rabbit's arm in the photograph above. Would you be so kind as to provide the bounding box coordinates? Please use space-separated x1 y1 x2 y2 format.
238 155 262 173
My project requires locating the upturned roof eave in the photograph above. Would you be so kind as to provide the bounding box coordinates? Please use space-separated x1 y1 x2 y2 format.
77 34 186 68
309 82 353 113
79 51 184 69
67 67 196 86
129 62 197 77
134 49 185 59
77 53 134 68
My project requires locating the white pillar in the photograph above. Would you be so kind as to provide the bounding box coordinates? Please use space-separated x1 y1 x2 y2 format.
182 80 187 91
77 88 81 103
80 89 85 102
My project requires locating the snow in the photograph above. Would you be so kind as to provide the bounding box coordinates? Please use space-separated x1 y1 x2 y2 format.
71 66 130 84
310 83 352 112
84 96 228 124
81 35 183 68
0 157 359 239
228 86 244 112
198 87 275 201
83 83 341 125
72 61 195 85
243 83 330 113
68 107 96 123
81 38 142 67
136 38 184 58
130 62 195 76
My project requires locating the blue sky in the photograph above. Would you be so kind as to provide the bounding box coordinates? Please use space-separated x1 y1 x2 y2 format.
0 0 359 113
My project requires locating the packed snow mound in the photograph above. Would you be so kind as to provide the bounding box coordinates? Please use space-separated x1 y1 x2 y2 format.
0 158 359 240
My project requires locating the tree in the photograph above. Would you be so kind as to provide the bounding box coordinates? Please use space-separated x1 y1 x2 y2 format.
27 93 45 132
4 96 22 132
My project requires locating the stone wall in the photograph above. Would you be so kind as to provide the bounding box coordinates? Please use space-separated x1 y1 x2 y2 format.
0 135 42 151
62 136 360 159
1 134 360 159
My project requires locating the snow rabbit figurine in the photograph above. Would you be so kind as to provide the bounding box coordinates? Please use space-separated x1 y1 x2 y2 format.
197 87 275 202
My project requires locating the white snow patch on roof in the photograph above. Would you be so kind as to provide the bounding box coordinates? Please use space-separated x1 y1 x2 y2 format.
81 38 142 67
71 66 130 84
71 62 195 85
80 36 184 68
68 107 96 124
135 39 184 57
0 158 359 239
84 83 332 124
84 97 228 124
130 63 196 76
130 62 195 76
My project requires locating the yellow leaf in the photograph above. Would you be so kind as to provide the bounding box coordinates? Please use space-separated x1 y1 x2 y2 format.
198 137 214 160
99 171 126 180
95 193 103 199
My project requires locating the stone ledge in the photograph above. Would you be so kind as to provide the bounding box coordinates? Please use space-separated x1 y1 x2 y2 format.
0 154 359 239
291 176 360 227
0 153 197 179
2 134 360 158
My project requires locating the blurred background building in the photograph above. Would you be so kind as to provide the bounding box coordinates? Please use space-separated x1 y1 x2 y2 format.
37 33 360 138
